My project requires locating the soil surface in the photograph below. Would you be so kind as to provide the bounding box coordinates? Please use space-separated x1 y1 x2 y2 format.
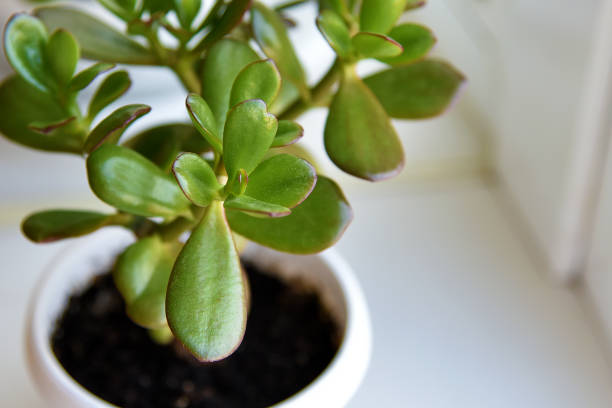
51 261 340 408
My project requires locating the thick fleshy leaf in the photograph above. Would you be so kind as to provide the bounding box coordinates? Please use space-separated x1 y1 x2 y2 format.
167 201 247 362
185 93 222 152
223 99 278 177
271 120 303 147
269 80 300 116
69 62 115 92
88 70 131 120
230 59 281 108
123 123 210 171
325 71 404 181
98 0 140 21
172 153 221 206
378 23 435 66
87 144 191 218
251 2 308 98
4 14 55 93
198 0 251 48
227 176 352 254
319 0 348 14
224 195 290 217
28 116 76 135
114 236 176 328
84 104 151 153
245 154 316 208
406 0 426 10
22 209 116 242
364 59 465 119
0 75 83 153
316 10 351 58
352 32 402 59
145 0 173 13
173 0 202 29
46 29 79 87
34 6 156 65
359 0 407 34
200 39 259 134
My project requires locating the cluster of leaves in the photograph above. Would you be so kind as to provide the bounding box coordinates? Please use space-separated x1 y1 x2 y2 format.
1 0 463 361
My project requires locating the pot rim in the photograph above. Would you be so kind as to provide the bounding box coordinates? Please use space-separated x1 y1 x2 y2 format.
25 228 372 408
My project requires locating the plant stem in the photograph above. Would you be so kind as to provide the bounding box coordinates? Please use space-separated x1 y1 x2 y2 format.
275 0 311 11
278 60 342 121
157 206 206 242
142 20 201 94
172 55 201 94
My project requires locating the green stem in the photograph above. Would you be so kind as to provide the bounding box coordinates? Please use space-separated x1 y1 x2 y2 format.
157 207 206 242
275 0 311 11
108 213 156 238
141 21 201 94
172 55 201 94
278 60 342 120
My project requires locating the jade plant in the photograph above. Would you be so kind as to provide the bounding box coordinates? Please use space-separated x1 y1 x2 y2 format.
1 0 464 361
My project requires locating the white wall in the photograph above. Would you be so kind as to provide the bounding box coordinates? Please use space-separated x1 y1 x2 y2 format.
463 0 611 281
586 124 612 349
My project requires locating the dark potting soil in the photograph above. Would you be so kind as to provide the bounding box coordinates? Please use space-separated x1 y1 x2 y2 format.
51 262 341 408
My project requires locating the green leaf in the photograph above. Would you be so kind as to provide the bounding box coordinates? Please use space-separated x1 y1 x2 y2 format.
227 176 352 254
46 29 80 87
319 0 349 15
167 201 247 362
406 0 426 10
172 152 222 206
98 0 140 21
69 62 115 92
271 120 303 147
88 70 131 120
251 2 308 99
363 59 465 119
123 123 211 172
359 0 407 34
114 236 176 328
87 144 191 218
224 195 290 217
185 93 222 153
200 39 259 134
230 59 281 108
223 99 278 177
28 116 76 135
269 80 300 116
316 10 352 59
245 154 316 208
267 143 320 173
198 0 251 48
34 6 156 65
173 0 202 30
352 32 403 59
144 0 173 13
325 70 404 181
0 75 83 153
4 14 54 93
378 23 435 66
22 209 116 242
84 104 151 153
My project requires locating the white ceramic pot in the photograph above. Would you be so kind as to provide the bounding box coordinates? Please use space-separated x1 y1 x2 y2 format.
25 228 372 408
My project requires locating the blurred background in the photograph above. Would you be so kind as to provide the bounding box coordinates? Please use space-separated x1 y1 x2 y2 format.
2 0 612 407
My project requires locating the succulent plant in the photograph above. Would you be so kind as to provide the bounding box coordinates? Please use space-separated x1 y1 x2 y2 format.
1 0 464 361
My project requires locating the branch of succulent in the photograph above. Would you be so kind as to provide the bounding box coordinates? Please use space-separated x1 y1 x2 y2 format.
1 0 464 361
